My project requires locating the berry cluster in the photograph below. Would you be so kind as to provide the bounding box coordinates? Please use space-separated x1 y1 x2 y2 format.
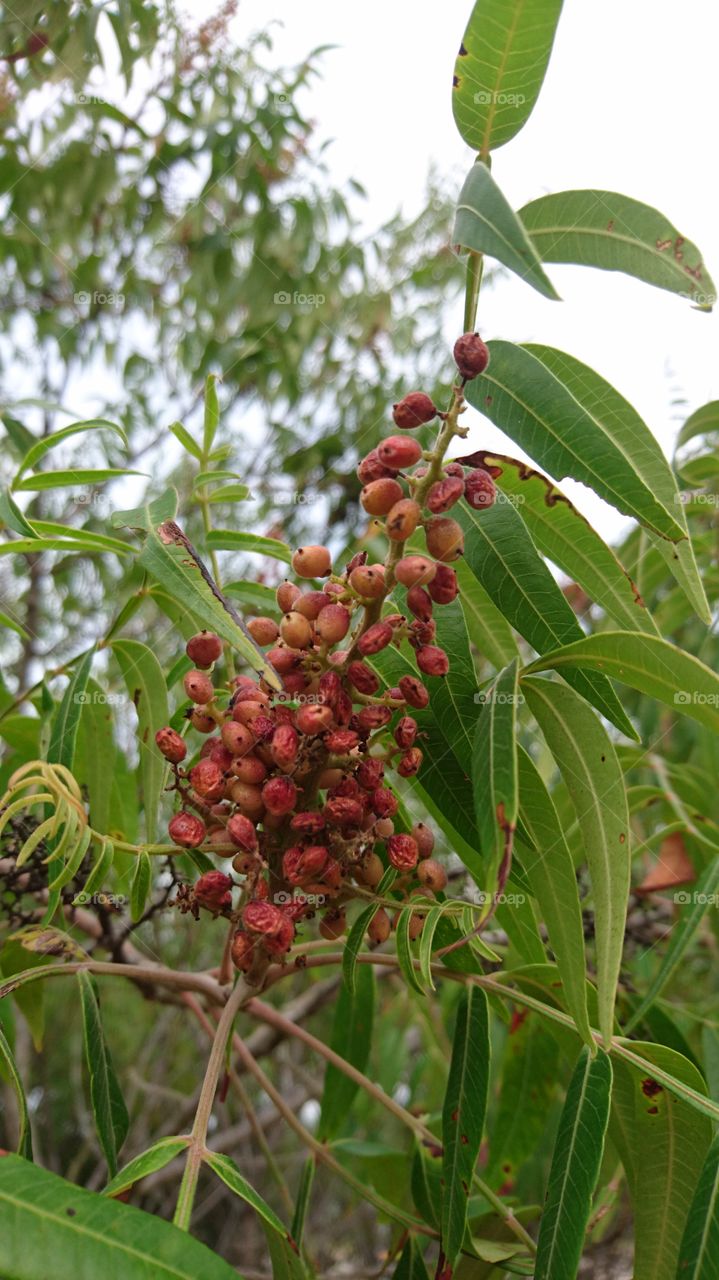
154 334 496 980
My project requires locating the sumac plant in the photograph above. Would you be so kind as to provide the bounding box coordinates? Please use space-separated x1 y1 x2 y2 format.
1 2 719 1278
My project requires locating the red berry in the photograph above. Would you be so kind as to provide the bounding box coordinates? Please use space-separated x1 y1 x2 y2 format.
416 645 450 677
394 716 418 749
290 811 326 834
397 747 423 776
168 812 206 848
183 669 215 704
316 603 351 644
377 436 423 469
426 475 464 513
406 584 433 622
231 930 255 971
357 705 393 732
263 915 295 956
226 813 259 852
464 468 497 510
271 723 299 770
357 448 398 484
188 759 226 802
186 631 222 668
425 516 464 562
387 833 419 871
386 498 421 542
357 621 393 656
361 477 404 516
427 564 458 605
347 660 380 694
324 795 364 827
356 757 385 790
296 704 334 736
244 900 285 936
155 726 186 763
392 392 437 430
398 675 430 709
325 728 360 753
262 776 297 815
394 555 437 588
453 332 490 380
371 787 398 818
194 871 233 912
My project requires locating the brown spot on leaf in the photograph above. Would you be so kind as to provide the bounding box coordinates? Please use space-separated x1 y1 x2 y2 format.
66 1207 77 1217
656 238 673 252
641 1077 663 1098
452 74 460 89
458 42 468 56
647 1105 659 1115
606 219 615 231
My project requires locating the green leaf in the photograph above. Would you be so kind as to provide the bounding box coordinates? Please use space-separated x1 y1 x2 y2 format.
111 488 178 532
0 1023 33 1158
677 401 719 450
206 484 252 504
31 522 130 555
205 529 291 564
224 579 280 612
488 1011 559 1182
441 986 490 1270
0 610 29 639
48 649 95 770
534 1047 612 1280
472 659 519 893
610 1043 713 1280
168 421 203 461
516 748 593 1046
103 1138 189 1197
17 419 127 475
523 677 630 1048
418 904 448 993
465 342 686 540
395 907 426 995
393 1237 431 1280
462 450 659 634
205 1150 294 1239
0 486 38 537
319 964 375 1140
454 162 558 299
74 679 117 834
130 852 152 921
519 189 716 307
526 631 719 734
342 868 396 995
111 640 170 844
290 1158 315 1251
455 497 637 739
675 1133 719 1280
13 469 143 491
452 0 564 156
77 972 129 1178
625 854 719 1032
203 373 220 455
455 556 519 667
137 521 281 691
0 1154 240 1279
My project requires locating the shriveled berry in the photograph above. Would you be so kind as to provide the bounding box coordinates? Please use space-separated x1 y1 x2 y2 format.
291 810 326 834
361 477 404 516
325 728 360 753
155 726 186 763
427 564 458 605
387 833 419 871
464 468 497 510
188 759 225 802
184 669 215 704
283 844 328 884
427 475 464 513
394 716 418 749
168 812 206 848
262 776 297 815
280 611 313 649
398 674 430 709
356 757 385 790
412 822 435 857
349 564 386 599
296 703 334 735
227 812 259 852
397 747 423 776
406 584 433 622
292 545 332 579
425 516 464 562
194 871 232 912
358 620 393 655
263 915 295 956
378 435 423 469
247 616 280 645
251 714 275 742
392 392 437 429
357 448 397 484
347 660 380 695
386 498 421 541
324 795 364 827
394 555 437 588
368 908 392 945
357 705 393 732
186 631 222 668
244 900 285 936
372 786 398 818
316 603 351 644
409 618 436 646
270 723 299 771
231 930 255 972
416 645 450 677
417 858 447 892
453 331 490 380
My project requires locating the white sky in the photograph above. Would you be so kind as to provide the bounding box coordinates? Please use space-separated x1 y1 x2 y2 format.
190 0 719 541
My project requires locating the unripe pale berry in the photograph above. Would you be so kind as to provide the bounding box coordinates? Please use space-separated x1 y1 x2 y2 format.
426 475 464 513
357 448 398 484
425 516 464 562
357 620 393 655
394 555 437 587
168 812 206 848
296 703 334 735
184 669 215 704
398 674 430 708
349 564 386 599
417 858 447 892
228 780 265 817
221 720 255 756
247 616 280 645
155 726 186 763
368 908 392 945
386 498 421 541
387 833 419 871
427 564 458 605
406 584 433 622
361 477 404 516
316 603 351 644
292 545 332 578
464 468 497 510
411 822 435 857
392 392 437 429
280 610 313 649
295 590 331 620
377 435 423 469
186 631 222 668
276 580 301 612
416 645 450 677
453 331 490 380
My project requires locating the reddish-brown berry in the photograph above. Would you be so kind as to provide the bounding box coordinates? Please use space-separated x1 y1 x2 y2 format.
411 822 435 858
406 584 433 622
356 757 385 790
392 392 437 430
291 811 326 834
183 669 215 704
325 728 360 753
194 871 232 912
292 545 332 579
357 448 397 484
231 930 255 972
377 436 423 469
347 660 380 694
186 631 222 668
270 723 299 771
416 858 447 891
188 759 225 802
357 620 393 655
361 477 404 516
349 564 386 599
464 468 497 510
263 915 295 956
296 704 334 736
168 812 206 848
357 705 393 732
356 851 385 887
427 564 458 605
324 795 364 827
266 646 301 676
226 812 259 852
427 475 464 513
319 908 347 940
372 786 398 818
247 616 280 645
244 900 285 936
155 726 186 763
262 776 297 815
425 516 464 562
191 708 216 733
368 908 392 945
397 747 423 776
453 331 490 380
394 555 437 588
386 498 421 541
394 716 418 749
316 603 351 644
416 645 450 677
387 833 419 871
398 675 430 709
